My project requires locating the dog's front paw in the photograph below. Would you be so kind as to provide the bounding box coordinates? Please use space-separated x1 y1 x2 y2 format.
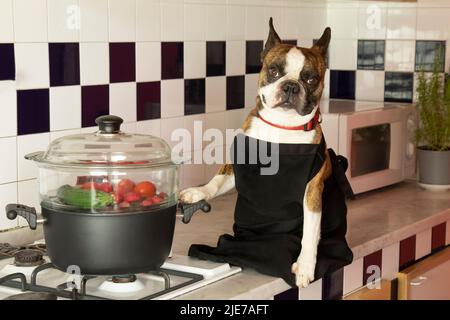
180 187 209 203
291 255 316 288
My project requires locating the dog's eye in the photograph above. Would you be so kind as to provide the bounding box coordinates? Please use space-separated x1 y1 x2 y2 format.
268 66 280 78
306 77 318 86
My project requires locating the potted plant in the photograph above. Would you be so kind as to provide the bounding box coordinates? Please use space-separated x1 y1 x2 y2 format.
415 58 450 191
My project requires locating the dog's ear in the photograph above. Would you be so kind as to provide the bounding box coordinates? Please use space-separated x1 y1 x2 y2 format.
261 17 281 63
312 27 331 58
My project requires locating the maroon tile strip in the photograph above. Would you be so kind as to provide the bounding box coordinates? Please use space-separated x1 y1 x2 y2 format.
399 235 416 270
363 249 382 286
431 222 446 251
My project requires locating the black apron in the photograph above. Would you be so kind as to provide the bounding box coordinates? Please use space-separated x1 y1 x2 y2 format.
189 134 354 287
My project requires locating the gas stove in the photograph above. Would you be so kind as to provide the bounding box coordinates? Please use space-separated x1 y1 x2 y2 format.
0 242 241 300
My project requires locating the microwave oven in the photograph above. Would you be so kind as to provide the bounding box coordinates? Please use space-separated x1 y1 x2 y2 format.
320 100 416 195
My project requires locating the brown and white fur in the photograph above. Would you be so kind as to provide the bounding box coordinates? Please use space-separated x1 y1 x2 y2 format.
180 19 332 288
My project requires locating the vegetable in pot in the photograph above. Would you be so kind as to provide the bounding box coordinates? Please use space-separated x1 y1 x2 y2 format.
57 185 115 209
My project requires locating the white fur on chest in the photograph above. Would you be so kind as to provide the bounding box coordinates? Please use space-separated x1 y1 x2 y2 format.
246 116 317 144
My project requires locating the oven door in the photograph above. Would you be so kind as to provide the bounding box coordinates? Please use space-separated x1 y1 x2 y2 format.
339 106 407 194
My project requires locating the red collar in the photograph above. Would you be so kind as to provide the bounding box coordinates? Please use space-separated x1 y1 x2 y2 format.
256 109 321 131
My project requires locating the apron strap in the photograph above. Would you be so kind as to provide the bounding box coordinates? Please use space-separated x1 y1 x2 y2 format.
328 148 355 200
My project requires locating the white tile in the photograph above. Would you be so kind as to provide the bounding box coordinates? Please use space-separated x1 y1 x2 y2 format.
204 162 221 181
355 70 384 101
120 122 137 134
386 5 416 39
50 128 81 141
80 43 109 85
182 162 205 188
245 74 259 108
50 86 81 131
184 3 206 41
136 42 161 82
0 137 17 184
14 43 50 89
183 113 205 154
18 180 40 221
184 41 206 79
206 76 226 113
136 0 161 41
0 82 17 137
326 6 358 39
297 6 327 40
225 109 246 132
298 39 313 48
264 6 284 39
226 41 245 76
161 79 184 118
415 228 432 260
322 69 330 100
206 4 227 41
136 119 161 137
357 1 387 39
385 40 415 72
109 83 137 123
0 183 18 230
381 242 400 281
329 39 357 70
13 0 48 42
160 116 184 149
79 0 108 42
227 5 245 40
17 133 50 181
108 0 136 42
343 257 363 295
417 8 450 40
0 0 14 42
299 279 322 300
282 7 300 40
48 0 80 42
245 5 265 40
161 2 184 41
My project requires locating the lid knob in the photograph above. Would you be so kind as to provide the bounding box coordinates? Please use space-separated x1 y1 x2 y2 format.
96 115 123 134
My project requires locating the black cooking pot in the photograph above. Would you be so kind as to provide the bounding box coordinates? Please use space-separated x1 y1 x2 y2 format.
5 115 211 275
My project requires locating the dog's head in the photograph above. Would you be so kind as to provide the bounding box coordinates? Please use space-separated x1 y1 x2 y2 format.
258 18 330 117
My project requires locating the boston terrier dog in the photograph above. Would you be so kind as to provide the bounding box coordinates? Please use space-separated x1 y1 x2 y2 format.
181 19 348 288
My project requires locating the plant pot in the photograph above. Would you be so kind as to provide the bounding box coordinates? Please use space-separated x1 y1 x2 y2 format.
417 148 450 191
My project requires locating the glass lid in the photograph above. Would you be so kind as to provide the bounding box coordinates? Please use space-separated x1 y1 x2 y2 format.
27 115 174 168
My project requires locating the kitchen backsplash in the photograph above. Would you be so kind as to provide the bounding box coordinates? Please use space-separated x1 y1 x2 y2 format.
0 0 449 231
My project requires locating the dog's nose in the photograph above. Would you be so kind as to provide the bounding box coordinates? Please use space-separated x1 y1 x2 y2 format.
282 81 300 95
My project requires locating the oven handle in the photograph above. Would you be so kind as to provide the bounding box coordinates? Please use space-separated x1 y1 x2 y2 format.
5 204 46 230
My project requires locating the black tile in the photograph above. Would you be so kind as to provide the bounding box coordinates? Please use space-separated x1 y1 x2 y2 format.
161 42 183 80
246 41 263 74
357 40 385 70
313 38 329 68
137 81 161 121
284 39 297 46
81 85 109 127
0 43 15 80
17 89 50 135
329 70 355 100
185 78 205 115
415 40 446 72
274 288 299 300
207 41 226 77
322 268 344 300
226 75 245 110
109 43 136 83
49 43 80 86
384 72 413 103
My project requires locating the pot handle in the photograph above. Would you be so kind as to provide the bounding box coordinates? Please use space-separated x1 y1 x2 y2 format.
178 200 211 224
5 204 38 230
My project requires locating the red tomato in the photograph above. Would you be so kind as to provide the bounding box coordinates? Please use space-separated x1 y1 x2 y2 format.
134 181 156 198
141 199 153 207
97 182 113 193
158 192 167 199
116 179 135 195
151 196 161 204
124 192 141 203
112 192 123 204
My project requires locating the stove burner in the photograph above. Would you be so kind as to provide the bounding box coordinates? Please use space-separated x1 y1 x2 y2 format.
14 249 45 267
3 292 57 300
111 274 137 284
